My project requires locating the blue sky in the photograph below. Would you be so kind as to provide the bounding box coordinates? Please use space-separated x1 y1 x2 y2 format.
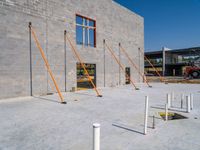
114 0 200 52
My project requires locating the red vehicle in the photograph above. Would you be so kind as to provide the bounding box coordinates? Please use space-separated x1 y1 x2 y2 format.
184 66 200 79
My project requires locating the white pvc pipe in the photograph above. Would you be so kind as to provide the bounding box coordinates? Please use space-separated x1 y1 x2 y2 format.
167 93 171 108
144 96 149 135
181 93 184 109
165 104 168 121
171 92 174 107
93 123 100 150
186 96 191 113
190 93 193 110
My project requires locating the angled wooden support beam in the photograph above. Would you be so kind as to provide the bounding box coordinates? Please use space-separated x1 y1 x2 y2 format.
119 43 152 88
138 48 166 83
104 40 139 90
30 23 66 104
65 30 102 97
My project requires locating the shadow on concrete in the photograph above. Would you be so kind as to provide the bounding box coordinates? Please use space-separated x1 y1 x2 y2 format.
157 104 185 110
151 106 187 113
149 115 162 120
140 124 154 129
171 106 185 109
112 123 144 135
74 92 102 98
33 96 61 104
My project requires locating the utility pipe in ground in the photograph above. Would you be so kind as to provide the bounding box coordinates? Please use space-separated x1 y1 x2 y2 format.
181 93 184 109
165 104 168 121
186 96 191 113
190 93 193 110
93 123 100 150
167 93 171 108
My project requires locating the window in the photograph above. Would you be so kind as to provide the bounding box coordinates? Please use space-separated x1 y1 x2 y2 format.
76 14 96 47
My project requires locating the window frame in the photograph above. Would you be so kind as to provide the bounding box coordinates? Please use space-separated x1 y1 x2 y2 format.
76 14 96 48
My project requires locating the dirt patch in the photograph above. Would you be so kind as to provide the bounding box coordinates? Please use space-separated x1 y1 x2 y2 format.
147 76 200 84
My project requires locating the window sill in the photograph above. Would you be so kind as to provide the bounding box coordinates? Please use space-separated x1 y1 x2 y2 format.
76 43 96 48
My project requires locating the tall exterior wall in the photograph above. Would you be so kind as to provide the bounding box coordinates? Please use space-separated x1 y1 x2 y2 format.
0 0 144 99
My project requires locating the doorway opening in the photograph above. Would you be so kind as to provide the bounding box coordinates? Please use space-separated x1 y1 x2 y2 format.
77 63 96 90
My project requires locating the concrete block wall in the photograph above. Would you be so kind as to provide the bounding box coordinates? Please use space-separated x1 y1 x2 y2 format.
0 0 144 99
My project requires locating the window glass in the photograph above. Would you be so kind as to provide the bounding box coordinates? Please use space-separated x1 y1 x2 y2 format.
76 15 96 47
76 16 82 25
89 20 95 27
85 28 88 46
76 26 83 44
83 18 87 26
89 29 94 47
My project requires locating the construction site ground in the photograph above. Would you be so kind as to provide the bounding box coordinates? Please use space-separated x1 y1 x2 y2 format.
0 83 200 150
147 76 200 84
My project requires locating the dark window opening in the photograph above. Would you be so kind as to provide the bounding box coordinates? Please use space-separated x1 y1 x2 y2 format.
125 67 131 84
76 14 96 47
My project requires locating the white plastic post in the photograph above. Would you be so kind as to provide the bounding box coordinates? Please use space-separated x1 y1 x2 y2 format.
181 93 184 109
144 96 149 135
93 123 100 150
171 92 174 107
167 93 171 108
190 93 193 110
165 104 168 121
186 96 191 113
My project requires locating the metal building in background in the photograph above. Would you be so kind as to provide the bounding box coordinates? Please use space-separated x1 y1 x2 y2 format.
145 47 200 76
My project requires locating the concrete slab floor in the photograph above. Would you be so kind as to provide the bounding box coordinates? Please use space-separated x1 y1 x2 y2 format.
0 83 200 150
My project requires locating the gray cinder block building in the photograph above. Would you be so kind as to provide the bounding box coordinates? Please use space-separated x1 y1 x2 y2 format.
0 0 144 99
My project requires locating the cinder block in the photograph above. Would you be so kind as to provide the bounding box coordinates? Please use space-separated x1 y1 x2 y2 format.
0 0 144 99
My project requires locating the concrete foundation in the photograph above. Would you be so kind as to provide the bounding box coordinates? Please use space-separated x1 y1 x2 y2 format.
0 83 199 149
